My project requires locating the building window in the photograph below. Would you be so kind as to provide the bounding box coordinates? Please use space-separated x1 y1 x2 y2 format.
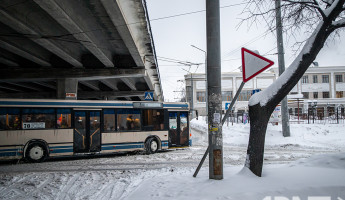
238 90 252 101
222 91 233 101
196 92 206 102
313 92 318 99
322 92 329 98
322 75 329 83
313 75 318 83
335 75 343 83
302 75 308 84
336 91 344 98
294 108 302 115
302 92 309 99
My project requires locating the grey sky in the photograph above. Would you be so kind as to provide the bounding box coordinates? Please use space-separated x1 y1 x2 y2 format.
146 0 345 102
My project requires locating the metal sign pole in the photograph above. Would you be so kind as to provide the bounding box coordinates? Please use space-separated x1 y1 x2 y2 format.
193 45 274 178
193 81 245 178
222 81 245 125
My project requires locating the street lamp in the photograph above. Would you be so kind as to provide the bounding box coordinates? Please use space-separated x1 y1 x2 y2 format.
312 100 317 124
181 68 194 119
308 100 311 124
191 45 207 77
326 103 330 120
191 45 206 54
191 45 206 76
191 45 207 120
336 104 340 124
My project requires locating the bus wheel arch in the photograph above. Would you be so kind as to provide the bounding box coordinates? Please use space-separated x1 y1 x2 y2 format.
24 140 49 162
145 136 161 154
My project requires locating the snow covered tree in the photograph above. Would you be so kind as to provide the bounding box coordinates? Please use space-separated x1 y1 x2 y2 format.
243 0 345 177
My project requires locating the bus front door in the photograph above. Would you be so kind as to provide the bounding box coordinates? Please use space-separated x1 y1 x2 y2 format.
74 111 101 153
168 112 189 147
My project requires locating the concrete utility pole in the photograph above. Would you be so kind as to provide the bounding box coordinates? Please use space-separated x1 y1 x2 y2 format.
206 0 223 179
275 0 290 137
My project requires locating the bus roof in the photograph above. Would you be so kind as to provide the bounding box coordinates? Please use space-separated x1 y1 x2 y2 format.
0 99 189 110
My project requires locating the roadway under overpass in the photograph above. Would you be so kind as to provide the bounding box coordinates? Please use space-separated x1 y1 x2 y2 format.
0 0 163 101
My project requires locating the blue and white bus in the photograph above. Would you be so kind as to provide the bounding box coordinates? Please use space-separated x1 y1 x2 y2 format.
0 99 190 162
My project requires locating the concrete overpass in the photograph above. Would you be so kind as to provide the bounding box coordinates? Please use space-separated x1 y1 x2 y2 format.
0 0 163 101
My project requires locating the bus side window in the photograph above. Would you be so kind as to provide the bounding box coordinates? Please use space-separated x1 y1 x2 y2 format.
57 109 72 129
117 109 141 131
22 108 55 129
142 109 165 131
103 109 115 132
0 113 5 130
155 110 165 130
0 108 21 130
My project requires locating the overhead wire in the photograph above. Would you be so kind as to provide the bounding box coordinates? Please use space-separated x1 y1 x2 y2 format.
223 45 278 73
1 1 250 40
1 0 270 60
1 0 267 65
222 29 273 59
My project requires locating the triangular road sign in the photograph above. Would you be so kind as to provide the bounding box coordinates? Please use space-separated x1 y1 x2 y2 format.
241 48 274 82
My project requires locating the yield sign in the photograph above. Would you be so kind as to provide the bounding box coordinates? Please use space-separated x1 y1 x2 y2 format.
241 48 274 82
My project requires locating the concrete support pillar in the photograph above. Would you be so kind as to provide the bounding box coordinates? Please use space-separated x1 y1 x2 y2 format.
57 78 78 99
154 83 162 102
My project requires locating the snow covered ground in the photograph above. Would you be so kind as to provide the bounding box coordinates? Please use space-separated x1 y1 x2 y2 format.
128 154 345 200
0 121 344 200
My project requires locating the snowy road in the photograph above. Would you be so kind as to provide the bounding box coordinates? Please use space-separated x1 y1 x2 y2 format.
0 145 335 174
0 123 343 200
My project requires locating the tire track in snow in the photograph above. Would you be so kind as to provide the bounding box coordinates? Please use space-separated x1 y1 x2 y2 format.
56 173 80 200
14 173 54 200
0 174 35 200
0 161 196 174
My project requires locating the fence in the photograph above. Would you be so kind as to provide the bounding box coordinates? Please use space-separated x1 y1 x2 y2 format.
289 111 345 124
197 110 345 125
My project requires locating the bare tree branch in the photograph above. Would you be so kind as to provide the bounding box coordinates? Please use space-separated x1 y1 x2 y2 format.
241 0 345 177
321 0 332 7
282 0 327 19
332 18 345 28
313 0 328 18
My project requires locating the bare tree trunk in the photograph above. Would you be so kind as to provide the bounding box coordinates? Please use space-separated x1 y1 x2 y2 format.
245 0 344 177
245 104 272 177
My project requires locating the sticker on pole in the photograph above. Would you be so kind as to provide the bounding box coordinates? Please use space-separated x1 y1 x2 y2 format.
241 48 274 82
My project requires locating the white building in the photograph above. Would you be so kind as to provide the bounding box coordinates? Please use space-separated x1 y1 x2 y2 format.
184 65 345 119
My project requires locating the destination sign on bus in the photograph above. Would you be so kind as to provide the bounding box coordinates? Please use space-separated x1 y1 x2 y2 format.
133 102 163 108
23 122 45 129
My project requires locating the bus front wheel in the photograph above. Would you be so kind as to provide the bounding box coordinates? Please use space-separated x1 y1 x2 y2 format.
25 142 48 163
145 138 158 154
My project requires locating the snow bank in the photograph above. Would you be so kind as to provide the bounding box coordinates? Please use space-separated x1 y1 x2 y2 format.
191 119 345 151
127 153 345 199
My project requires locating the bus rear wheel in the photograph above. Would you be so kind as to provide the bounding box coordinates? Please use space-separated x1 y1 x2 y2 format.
145 138 158 154
25 142 48 163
